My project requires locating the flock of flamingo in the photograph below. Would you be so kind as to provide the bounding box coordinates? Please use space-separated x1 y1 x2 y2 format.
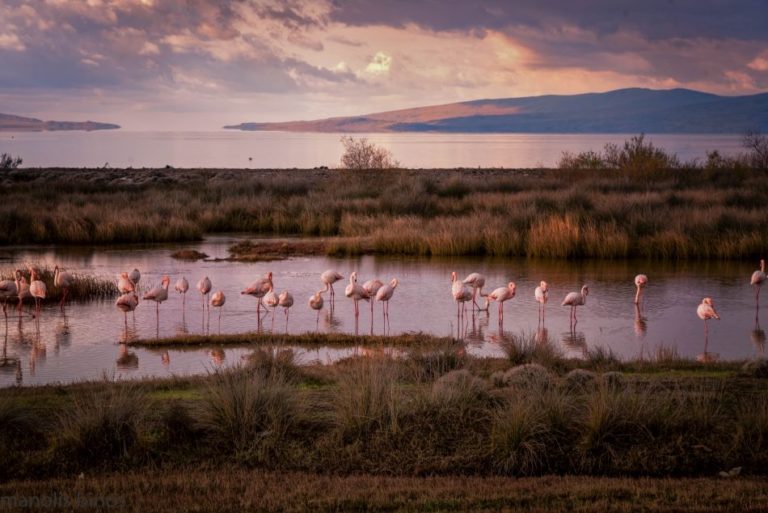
1 258 764 342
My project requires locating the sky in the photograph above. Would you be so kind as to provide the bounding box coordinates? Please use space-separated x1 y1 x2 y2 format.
1 0 767 130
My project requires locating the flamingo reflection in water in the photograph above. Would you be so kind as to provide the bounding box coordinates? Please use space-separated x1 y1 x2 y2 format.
116 344 139 370
634 304 648 339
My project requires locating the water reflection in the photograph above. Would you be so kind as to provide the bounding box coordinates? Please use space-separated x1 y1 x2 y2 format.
634 304 648 339
116 344 139 370
562 329 587 357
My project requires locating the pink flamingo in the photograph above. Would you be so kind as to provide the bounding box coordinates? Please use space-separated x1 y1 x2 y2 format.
308 290 324 326
210 290 226 332
278 291 294 326
462 272 487 311
375 278 398 319
345 272 369 317
53 265 74 309
197 276 212 312
175 277 189 307
534 281 549 323
15 271 31 315
115 293 139 329
29 269 46 318
451 272 472 317
129 268 141 290
562 285 589 325
118 272 136 295
321 270 344 300
143 275 170 323
485 282 516 322
363 278 383 317
634 274 648 305
0 276 17 320
697 297 720 336
751 259 766 305
241 272 273 317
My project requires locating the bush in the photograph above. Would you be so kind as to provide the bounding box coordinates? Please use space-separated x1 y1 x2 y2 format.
501 364 553 391
339 136 399 170
491 398 553 475
56 385 146 466
432 369 489 404
0 153 22 170
196 367 300 461
563 369 598 392
742 130 768 169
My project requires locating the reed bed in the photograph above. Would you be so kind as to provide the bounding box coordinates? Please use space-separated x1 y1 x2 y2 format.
0 265 118 303
2 165 768 258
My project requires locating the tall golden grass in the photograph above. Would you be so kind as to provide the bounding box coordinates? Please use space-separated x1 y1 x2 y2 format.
3 164 768 258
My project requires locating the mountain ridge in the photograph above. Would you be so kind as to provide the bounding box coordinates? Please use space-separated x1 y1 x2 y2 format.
224 88 768 134
0 113 120 132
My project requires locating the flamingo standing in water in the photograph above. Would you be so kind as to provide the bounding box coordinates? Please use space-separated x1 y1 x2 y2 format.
210 290 226 333
345 272 369 317
634 274 648 305
278 291 294 325
143 275 170 323
115 293 139 329
562 285 589 325
0 277 17 320
241 272 273 317
697 297 721 336
321 270 344 300
451 272 472 317
197 276 212 312
264 284 279 326
375 278 398 320
363 278 383 317
175 277 189 307
15 271 31 315
129 269 141 291
534 281 549 323
118 272 136 295
308 290 324 326
53 265 74 309
462 272 487 311
485 282 516 322
29 269 46 318
751 259 766 305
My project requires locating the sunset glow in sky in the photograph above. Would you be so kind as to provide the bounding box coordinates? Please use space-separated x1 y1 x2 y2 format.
1 0 767 129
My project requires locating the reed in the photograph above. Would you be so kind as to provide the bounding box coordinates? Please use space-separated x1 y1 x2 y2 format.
2 162 768 259
0 265 118 303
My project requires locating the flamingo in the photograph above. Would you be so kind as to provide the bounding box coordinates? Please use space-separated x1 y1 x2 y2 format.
278 291 294 323
535 281 549 323
143 275 170 322
0 277 17 320
485 282 516 322
308 290 324 325
175 277 189 307
363 278 384 317
264 284 279 323
451 272 472 317
462 272 487 311
345 271 369 317
375 278 398 319
321 270 344 300
751 259 766 305
241 272 273 317
115 293 139 328
634 274 648 305
29 269 46 318
15 271 31 315
197 276 212 311
53 265 74 309
210 290 226 331
697 297 721 336
562 285 589 324
118 272 136 295
129 268 141 290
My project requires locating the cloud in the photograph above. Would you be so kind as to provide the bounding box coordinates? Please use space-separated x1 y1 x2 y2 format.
365 51 392 74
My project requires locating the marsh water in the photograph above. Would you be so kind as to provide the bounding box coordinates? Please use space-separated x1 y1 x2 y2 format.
1 131 744 169
0 235 764 387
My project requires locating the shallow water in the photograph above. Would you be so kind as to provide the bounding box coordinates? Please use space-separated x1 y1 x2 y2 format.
0 235 764 387
0 131 744 169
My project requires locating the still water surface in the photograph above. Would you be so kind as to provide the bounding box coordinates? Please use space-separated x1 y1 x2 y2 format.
0 236 764 387
0 131 744 169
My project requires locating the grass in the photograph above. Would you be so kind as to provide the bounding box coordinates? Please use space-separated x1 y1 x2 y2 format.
0 265 118 303
3 470 768 512
2 163 768 258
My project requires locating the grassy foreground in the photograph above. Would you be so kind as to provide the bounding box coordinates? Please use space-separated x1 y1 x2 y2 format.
3 165 768 258
3 470 768 512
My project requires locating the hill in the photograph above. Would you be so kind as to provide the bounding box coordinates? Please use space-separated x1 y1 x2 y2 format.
0 113 120 132
224 88 768 133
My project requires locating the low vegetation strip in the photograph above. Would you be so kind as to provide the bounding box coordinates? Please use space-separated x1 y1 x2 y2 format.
2 470 768 512
1 343 768 484
2 139 768 259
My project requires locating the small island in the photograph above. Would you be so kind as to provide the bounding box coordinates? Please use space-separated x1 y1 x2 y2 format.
0 113 120 132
